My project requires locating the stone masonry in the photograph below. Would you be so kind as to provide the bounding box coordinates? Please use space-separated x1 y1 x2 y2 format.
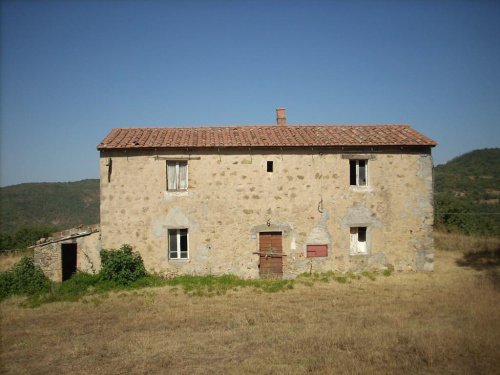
98 147 434 278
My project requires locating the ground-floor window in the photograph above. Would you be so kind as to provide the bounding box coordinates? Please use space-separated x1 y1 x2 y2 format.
169 229 189 259
350 227 368 255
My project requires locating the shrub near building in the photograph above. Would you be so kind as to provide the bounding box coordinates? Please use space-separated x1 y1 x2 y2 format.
0 256 50 300
99 244 147 285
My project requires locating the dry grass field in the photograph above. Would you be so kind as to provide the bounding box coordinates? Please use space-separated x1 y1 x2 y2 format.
1 232 499 375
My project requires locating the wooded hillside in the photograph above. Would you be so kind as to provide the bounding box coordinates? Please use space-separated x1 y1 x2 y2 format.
0 179 99 234
434 148 500 235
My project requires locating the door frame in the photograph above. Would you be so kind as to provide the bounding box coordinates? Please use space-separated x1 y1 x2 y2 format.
61 243 77 281
258 231 283 278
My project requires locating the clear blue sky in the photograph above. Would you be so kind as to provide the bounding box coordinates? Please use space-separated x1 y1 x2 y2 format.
1 0 499 186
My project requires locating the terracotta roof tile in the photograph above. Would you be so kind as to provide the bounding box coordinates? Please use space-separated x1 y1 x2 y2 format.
97 124 437 150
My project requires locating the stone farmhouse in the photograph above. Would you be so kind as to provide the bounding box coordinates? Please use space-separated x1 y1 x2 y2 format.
35 109 437 281
96 108 436 279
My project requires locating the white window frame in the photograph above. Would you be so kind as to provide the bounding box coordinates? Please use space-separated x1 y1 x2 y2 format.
349 159 368 186
167 161 188 191
350 227 368 255
168 228 189 260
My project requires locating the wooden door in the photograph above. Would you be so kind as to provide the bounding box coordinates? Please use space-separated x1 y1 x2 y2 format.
259 232 283 278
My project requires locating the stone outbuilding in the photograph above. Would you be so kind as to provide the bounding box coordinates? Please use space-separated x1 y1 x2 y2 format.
95 109 437 279
34 225 100 282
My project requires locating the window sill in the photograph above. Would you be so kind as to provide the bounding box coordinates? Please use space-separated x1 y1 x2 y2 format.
165 190 189 197
349 253 369 257
349 186 371 192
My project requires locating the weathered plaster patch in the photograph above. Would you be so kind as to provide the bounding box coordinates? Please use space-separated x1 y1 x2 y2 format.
338 203 382 228
415 249 434 271
417 154 432 178
367 252 389 269
152 207 199 237
163 190 190 201
305 209 331 247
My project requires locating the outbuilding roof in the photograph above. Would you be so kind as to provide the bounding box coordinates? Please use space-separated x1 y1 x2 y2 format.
97 124 437 150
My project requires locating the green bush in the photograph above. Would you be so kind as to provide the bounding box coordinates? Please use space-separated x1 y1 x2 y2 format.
0 233 15 251
100 244 146 285
0 272 15 299
0 256 50 300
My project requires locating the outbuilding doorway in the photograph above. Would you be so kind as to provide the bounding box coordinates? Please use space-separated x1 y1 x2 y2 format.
61 243 77 281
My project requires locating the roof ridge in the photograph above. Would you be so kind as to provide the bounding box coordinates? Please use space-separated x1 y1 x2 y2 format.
111 124 411 130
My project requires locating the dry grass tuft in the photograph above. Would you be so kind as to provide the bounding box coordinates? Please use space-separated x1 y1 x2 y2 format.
434 231 500 254
0 250 31 272
1 231 499 374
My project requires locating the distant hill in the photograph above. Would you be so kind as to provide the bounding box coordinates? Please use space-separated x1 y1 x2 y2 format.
434 148 500 235
0 179 99 233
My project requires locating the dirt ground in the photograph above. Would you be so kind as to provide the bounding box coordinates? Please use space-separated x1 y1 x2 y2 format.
1 238 499 375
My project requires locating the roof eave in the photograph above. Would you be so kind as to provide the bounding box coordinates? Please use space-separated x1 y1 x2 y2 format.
97 143 436 151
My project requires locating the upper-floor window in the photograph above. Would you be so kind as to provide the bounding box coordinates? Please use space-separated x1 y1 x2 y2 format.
167 161 188 191
350 159 367 186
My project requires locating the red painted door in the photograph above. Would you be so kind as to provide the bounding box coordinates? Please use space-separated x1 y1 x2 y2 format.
259 232 283 278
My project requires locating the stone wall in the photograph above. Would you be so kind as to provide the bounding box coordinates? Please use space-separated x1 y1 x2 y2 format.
99 147 434 278
77 231 101 275
34 242 62 282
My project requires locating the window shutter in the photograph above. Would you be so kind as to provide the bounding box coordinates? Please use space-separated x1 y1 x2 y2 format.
350 227 358 255
167 162 177 190
358 227 367 253
169 230 178 258
358 160 366 186
178 162 187 190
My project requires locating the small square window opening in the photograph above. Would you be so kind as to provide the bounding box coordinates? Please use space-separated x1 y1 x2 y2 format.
267 161 273 172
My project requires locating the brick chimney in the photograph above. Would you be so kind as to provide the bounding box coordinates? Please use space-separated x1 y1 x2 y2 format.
276 108 286 126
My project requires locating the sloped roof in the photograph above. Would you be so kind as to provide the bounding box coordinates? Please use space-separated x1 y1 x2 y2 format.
97 124 437 150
